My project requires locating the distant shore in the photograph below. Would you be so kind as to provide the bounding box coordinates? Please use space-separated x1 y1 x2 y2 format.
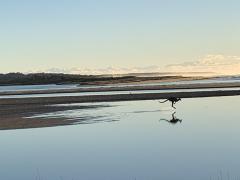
0 72 206 86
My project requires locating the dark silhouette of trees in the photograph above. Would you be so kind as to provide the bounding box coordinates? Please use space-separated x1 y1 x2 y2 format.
0 73 135 85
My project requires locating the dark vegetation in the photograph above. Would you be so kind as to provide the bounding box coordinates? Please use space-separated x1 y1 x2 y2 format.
0 73 186 86
0 73 136 85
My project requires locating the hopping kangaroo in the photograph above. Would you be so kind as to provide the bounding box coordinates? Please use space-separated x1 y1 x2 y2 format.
159 97 181 109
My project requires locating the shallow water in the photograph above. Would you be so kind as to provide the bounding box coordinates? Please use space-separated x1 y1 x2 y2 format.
0 96 240 180
0 84 78 92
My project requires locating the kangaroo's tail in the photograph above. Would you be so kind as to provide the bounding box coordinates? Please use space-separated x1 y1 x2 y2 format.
159 99 168 103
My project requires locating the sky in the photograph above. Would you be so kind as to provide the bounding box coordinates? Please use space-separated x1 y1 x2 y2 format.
0 0 240 74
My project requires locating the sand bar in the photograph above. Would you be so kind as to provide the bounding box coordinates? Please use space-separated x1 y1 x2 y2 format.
1 89 240 106
1 82 240 96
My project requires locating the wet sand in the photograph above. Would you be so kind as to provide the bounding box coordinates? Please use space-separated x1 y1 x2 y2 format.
0 104 111 130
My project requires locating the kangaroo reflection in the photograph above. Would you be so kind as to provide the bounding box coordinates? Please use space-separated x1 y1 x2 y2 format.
160 112 182 124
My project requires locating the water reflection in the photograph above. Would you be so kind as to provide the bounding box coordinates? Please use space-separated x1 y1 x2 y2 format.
159 112 182 125
30 104 121 125
1 98 240 180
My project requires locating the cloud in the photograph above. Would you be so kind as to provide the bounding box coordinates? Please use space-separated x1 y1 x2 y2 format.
166 55 240 75
43 66 164 75
33 54 240 76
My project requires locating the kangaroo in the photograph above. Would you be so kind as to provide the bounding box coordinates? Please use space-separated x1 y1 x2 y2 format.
160 112 182 124
159 97 181 109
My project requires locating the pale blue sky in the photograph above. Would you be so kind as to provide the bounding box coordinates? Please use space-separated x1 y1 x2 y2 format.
0 0 239 73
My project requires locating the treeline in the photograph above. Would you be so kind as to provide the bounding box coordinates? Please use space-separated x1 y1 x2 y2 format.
0 73 135 85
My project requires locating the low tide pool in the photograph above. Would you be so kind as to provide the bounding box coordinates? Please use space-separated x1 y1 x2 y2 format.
0 96 240 180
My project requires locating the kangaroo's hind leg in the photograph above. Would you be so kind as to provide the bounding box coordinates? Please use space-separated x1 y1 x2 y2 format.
171 101 176 109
